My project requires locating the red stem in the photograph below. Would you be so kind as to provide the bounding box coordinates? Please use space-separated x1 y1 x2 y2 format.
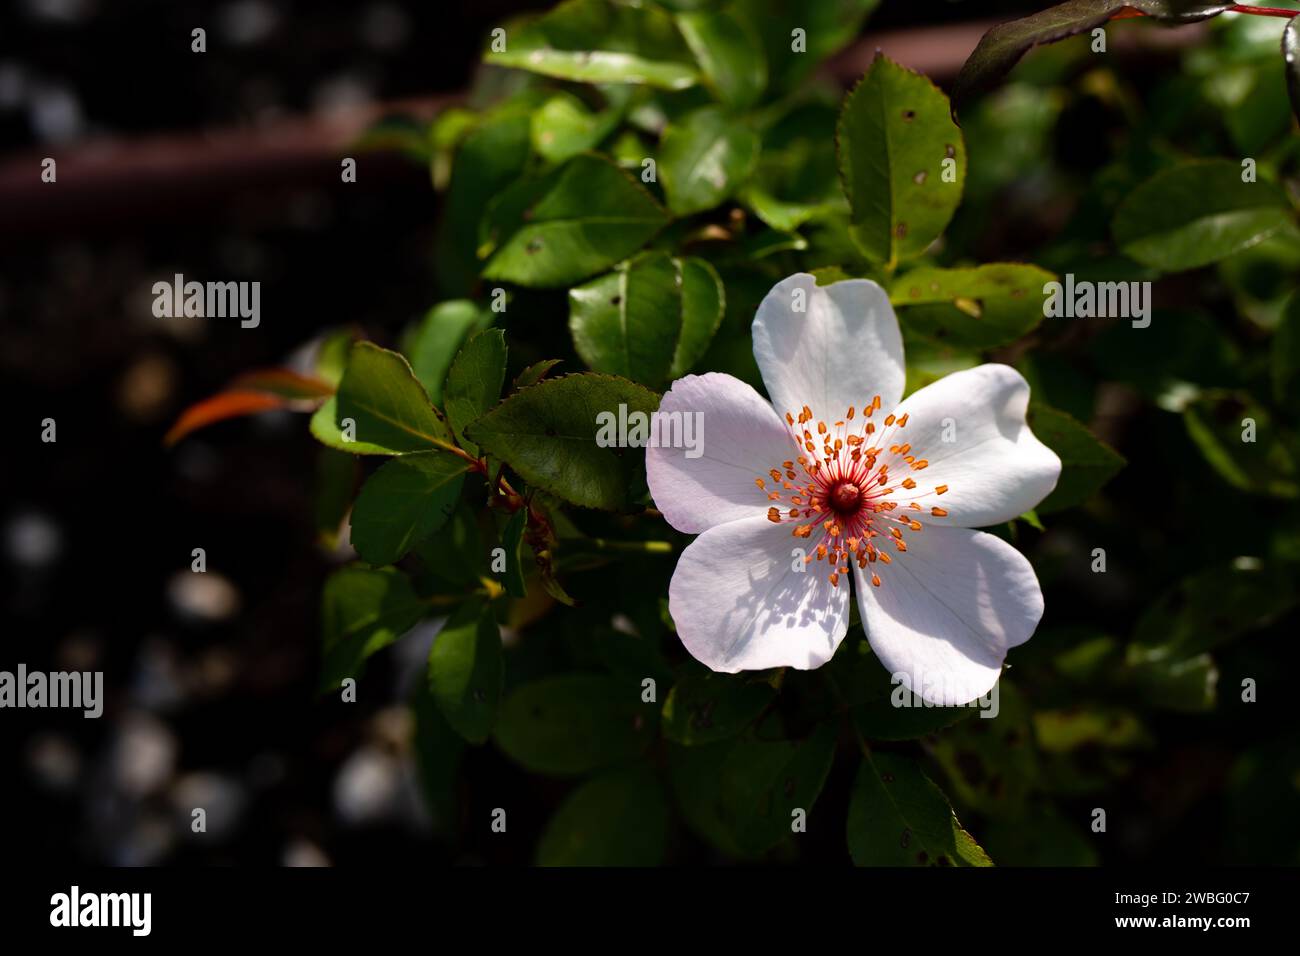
1229 4 1298 15
1113 4 1298 17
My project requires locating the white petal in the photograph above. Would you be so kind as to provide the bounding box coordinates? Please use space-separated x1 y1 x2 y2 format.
752 273 905 424
669 514 850 672
646 373 800 534
890 364 1060 528
854 525 1044 706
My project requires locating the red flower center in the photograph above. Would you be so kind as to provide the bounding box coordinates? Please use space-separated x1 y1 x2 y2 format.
756 395 951 590
829 481 863 514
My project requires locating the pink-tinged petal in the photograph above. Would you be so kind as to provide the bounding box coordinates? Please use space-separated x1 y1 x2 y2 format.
752 273 905 424
669 514 850 672
646 372 799 534
854 524 1044 706
889 364 1060 528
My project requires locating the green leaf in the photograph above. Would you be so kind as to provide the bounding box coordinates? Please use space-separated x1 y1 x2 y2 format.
1123 653 1219 713
676 9 767 109
320 566 425 691
569 253 724 389
569 253 680 389
1183 391 1299 498
1033 708 1152 752
349 451 468 566
415 500 484 594
719 725 838 856
531 92 624 164
494 675 657 775
444 329 508 456
662 671 775 745
429 107 478 193
1113 160 1292 272
314 448 358 549
846 752 992 866
536 767 669 865
466 373 661 511
734 0 881 91
435 109 533 297
498 508 529 599
310 398 390 456
659 107 760 216
481 154 669 288
1286 17 1300 124
742 102 845 231
1025 404 1125 514
741 227 808 260
671 258 727 379
402 300 491 406
953 1 1233 109
514 359 563 390
427 601 503 744
891 264 1054 349
314 328 356 388
837 55 966 266
486 0 700 90
1272 292 1300 406
331 343 454 455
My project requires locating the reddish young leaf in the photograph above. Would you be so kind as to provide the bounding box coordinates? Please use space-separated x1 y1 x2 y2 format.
229 368 335 400
165 390 293 446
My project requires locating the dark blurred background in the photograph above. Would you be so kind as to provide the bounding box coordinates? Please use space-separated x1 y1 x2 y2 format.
2 0 1294 866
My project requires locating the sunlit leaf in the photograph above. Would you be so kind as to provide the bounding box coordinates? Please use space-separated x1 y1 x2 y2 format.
658 107 761 216
837 55 966 266
481 154 669 288
486 0 700 90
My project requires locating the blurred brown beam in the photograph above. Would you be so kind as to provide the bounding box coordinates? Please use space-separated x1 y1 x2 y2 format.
0 95 454 240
